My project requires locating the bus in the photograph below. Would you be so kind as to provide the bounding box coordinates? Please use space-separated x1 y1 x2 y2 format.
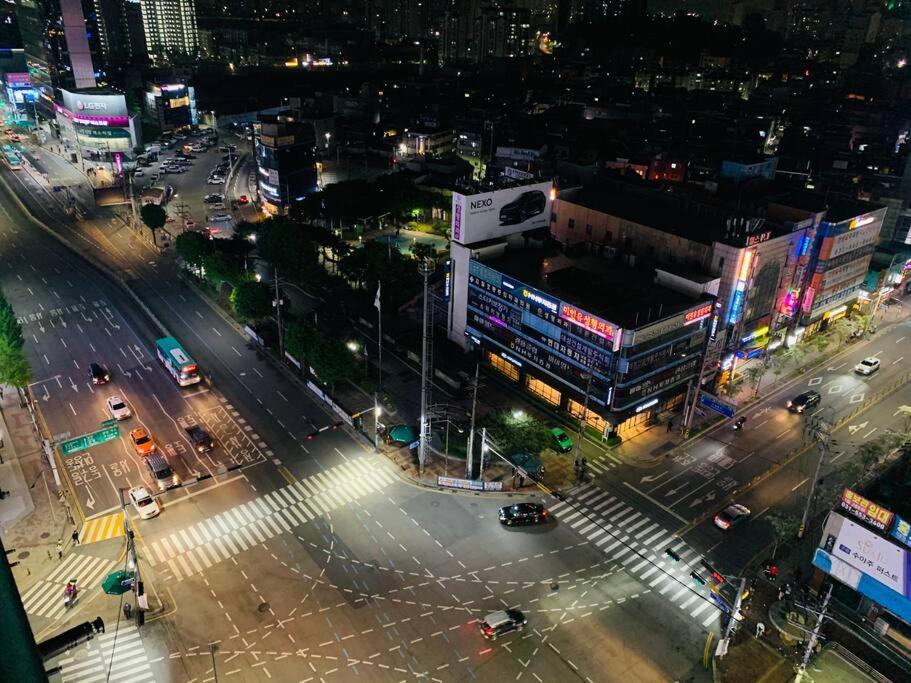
155 337 201 386
3 150 21 170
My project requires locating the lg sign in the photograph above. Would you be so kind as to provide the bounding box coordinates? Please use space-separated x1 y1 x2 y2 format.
77 100 107 111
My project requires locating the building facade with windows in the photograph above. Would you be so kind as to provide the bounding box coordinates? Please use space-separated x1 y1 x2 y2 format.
139 0 199 64
255 112 318 215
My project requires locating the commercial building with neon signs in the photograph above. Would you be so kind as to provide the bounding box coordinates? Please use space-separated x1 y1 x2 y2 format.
447 182 718 438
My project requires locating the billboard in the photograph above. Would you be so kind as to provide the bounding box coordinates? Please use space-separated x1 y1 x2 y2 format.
814 512 911 622
839 489 894 532
452 181 553 245
60 89 129 119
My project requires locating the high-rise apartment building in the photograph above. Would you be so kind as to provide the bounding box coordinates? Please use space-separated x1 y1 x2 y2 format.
16 0 102 117
140 0 199 63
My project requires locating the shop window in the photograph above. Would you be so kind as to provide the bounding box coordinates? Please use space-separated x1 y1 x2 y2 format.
567 399 607 432
526 376 561 406
568 218 575 229
487 352 519 381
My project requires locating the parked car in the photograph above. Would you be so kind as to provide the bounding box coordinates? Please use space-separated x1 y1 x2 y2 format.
207 177 225 185
90 362 111 385
185 425 215 452
105 395 131 421
854 357 881 376
208 213 231 222
237 195 250 204
209 202 226 211
787 390 821 413
550 427 573 453
479 610 527 640
499 190 547 226
128 486 160 519
130 427 156 456
713 504 751 531
204 193 224 203
498 503 548 526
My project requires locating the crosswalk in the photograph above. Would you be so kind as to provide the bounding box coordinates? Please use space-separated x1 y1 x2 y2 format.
548 483 721 628
55 624 154 683
20 552 118 621
148 457 396 581
79 512 125 545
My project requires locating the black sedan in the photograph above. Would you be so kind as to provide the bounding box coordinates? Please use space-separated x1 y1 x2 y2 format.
498 503 548 526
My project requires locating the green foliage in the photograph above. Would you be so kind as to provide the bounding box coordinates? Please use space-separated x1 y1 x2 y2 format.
766 511 800 544
202 251 243 288
230 281 273 320
0 342 31 388
410 242 437 262
744 364 764 397
0 291 24 350
175 230 212 267
482 410 553 457
254 217 317 281
139 203 167 235
283 320 357 388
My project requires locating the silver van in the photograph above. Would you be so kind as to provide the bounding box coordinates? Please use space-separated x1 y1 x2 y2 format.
145 453 178 491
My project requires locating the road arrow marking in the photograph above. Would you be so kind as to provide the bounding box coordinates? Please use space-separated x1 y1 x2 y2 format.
665 481 690 497
641 470 668 484
826 363 846 371
85 483 96 511
848 421 869 435
689 491 717 508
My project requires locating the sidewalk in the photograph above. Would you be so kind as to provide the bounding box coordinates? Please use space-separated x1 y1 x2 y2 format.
0 385 77 595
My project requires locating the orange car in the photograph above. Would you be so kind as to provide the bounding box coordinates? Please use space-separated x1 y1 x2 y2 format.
130 427 156 456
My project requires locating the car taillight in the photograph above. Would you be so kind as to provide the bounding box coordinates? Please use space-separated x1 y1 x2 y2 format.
541 510 548 516
715 516 730 529
484 627 493 635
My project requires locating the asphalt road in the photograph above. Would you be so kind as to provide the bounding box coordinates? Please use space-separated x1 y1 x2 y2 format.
3 142 717 681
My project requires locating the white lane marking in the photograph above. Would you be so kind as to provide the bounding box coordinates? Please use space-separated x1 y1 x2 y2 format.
892 357 903 365
791 478 808 492
862 427 878 439
775 429 789 440
897 337 906 344
212 327 222 337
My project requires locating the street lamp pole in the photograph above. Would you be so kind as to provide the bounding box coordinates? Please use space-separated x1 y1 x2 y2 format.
274 268 284 361
572 371 593 466
798 408 834 539
466 361 479 479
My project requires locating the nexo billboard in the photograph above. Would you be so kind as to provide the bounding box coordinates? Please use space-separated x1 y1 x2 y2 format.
60 89 129 119
452 181 553 245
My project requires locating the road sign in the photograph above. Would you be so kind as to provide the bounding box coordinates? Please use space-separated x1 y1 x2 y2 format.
699 392 736 419
101 418 118 428
408 439 421 450
60 427 120 455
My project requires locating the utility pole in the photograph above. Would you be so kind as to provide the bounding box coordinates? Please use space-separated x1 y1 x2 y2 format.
572 371 593 465
682 310 716 436
466 361 479 479
374 283 383 451
479 427 487 479
799 408 834 539
119 489 145 625
795 583 833 683
417 258 435 471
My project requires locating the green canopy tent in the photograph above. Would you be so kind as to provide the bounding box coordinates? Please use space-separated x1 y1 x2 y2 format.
101 570 135 595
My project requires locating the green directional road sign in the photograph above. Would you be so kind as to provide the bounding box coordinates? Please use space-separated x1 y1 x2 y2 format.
60 427 120 455
101 418 118 428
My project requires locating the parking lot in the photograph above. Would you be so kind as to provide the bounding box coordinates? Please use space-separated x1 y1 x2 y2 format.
134 130 251 241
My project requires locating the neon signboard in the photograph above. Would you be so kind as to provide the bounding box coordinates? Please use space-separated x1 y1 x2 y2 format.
849 215 876 230
728 250 754 325
559 304 617 341
684 302 713 326
840 488 894 531
745 231 771 247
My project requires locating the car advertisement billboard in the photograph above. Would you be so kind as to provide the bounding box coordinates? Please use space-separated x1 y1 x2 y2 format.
60 89 129 119
452 181 553 245
814 512 911 622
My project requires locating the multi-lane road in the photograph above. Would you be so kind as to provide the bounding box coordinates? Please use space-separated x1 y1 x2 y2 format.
2 143 720 681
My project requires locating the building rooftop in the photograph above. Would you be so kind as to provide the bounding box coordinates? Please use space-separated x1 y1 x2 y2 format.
482 245 712 329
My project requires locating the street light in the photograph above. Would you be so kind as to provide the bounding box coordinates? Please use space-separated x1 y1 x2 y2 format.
512 409 525 420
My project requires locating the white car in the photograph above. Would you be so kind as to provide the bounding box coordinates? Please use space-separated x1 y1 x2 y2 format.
854 357 880 376
208 213 231 222
105 395 131 420
207 177 224 185
128 486 160 519
210 202 226 211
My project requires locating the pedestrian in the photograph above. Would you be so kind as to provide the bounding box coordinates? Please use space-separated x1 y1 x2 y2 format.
123 602 132 620
756 622 766 638
519 475 525 487
56 540 62 560
71 529 80 545
667 419 674 433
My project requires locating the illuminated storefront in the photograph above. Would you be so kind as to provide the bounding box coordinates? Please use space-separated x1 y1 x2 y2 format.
55 89 141 168
143 81 198 132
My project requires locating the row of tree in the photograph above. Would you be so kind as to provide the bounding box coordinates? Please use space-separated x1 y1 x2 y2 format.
0 289 31 388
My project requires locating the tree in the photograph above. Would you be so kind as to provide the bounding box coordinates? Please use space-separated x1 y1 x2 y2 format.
140 203 168 243
230 280 273 320
765 511 800 559
718 375 743 400
410 242 436 262
175 230 211 268
744 364 765 398
0 291 24 350
202 251 243 288
482 410 552 457
310 337 358 388
0 337 31 388
896 405 911 432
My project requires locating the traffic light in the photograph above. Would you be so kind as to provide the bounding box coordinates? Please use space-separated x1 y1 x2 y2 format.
700 559 725 585
665 548 682 562
690 571 706 586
